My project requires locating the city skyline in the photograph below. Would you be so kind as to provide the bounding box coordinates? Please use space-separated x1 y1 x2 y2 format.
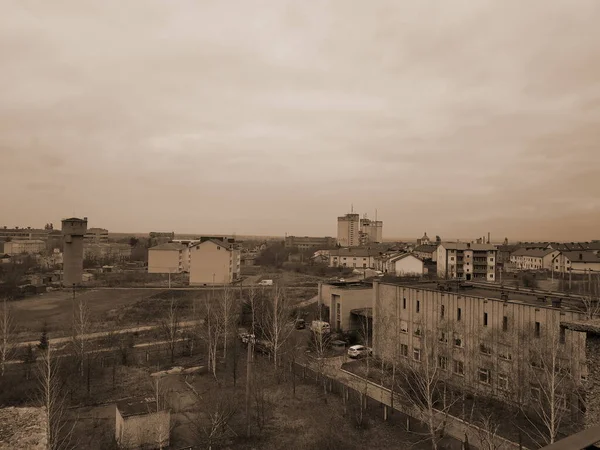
2 1 600 241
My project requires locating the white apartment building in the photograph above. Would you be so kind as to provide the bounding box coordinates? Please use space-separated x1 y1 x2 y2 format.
3 239 46 255
437 242 497 281
329 248 379 269
510 248 559 270
337 213 360 247
147 242 188 274
189 239 241 285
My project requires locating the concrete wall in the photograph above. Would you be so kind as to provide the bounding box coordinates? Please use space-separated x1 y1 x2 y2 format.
392 255 424 277
321 283 372 331
117 410 170 449
62 219 87 286
147 249 182 274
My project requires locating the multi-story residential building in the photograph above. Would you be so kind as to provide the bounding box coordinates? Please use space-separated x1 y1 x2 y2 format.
495 242 520 265
437 243 497 281
413 244 438 261
147 242 188 274
510 248 560 271
3 240 46 255
359 218 383 245
84 227 109 243
189 238 241 285
337 213 360 247
329 248 379 269
284 236 337 250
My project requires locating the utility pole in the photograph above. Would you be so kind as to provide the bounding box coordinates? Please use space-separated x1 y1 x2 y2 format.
245 336 254 437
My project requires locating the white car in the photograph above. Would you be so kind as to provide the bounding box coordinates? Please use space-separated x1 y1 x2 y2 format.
347 345 372 359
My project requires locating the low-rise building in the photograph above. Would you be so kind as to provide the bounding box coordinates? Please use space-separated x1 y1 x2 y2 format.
385 253 424 277
189 238 241 285
437 242 497 281
3 240 46 255
319 282 373 332
413 244 438 261
0 228 49 241
510 248 560 270
115 397 170 450
553 251 600 275
284 236 337 250
329 248 379 269
147 242 188 274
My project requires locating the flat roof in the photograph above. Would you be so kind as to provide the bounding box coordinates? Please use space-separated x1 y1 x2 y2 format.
325 282 373 290
117 397 158 417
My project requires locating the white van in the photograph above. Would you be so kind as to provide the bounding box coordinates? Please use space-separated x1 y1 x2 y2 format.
311 320 331 334
258 279 273 286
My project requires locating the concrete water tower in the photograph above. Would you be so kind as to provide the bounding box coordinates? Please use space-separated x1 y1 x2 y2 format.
61 217 88 286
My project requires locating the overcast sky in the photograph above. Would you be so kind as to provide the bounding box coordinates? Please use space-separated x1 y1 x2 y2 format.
2 1 599 241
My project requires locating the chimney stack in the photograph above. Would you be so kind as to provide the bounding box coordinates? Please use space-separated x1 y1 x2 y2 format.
488 232 491 244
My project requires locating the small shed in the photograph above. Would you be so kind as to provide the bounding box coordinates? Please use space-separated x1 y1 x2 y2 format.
115 397 170 449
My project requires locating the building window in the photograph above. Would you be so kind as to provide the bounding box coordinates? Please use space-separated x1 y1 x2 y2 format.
400 344 408 357
400 320 408 333
438 356 448 370
480 343 492 355
479 368 491 384
535 322 540 337
413 348 421 361
502 316 508 332
402 298 406 309
454 333 463 347
414 326 422 337
440 305 445 318
217 246 220 250
560 327 566 344
498 374 509 390
439 331 448 343
483 312 488 327
457 308 462 321
453 360 464 375
498 349 512 361
450 257 454 261
416 300 420 313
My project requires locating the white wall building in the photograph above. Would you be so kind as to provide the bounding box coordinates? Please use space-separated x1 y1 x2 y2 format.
189 239 241 285
510 248 559 270
386 253 424 277
329 248 378 269
337 213 360 247
147 242 188 274
437 242 497 281
3 240 46 255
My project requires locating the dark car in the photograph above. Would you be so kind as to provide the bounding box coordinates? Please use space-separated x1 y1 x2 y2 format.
295 318 306 330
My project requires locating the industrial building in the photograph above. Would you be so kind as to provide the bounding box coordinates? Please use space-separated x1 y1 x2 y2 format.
115 397 170 449
359 218 383 245
61 217 87 286
3 239 46 255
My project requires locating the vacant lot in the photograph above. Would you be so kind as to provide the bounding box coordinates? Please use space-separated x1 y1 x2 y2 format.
9 288 168 341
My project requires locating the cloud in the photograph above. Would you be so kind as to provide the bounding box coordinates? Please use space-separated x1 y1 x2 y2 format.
1 0 599 240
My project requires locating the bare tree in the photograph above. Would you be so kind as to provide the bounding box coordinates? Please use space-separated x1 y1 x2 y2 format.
308 327 332 395
71 292 91 377
37 346 76 450
394 321 457 450
1 297 15 377
186 388 237 449
219 286 237 360
256 285 295 367
161 297 180 364
520 321 574 446
474 414 509 450
577 273 600 319
197 294 223 377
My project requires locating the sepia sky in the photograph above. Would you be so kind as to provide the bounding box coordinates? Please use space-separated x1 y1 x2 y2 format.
1 0 600 241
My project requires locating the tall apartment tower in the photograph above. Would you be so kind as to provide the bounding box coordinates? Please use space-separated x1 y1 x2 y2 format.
61 217 88 286
337 213 360 247
359 218 383 244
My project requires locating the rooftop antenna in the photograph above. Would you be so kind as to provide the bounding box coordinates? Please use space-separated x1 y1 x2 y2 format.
351 203 354 214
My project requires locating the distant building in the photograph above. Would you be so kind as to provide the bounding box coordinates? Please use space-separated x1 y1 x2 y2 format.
329 247 379 269
148 232 175 245
510 248 559 271
84 227 109 243
189 238 241 285
384 253 424 277
337 213 360 247
61 217 88 286
83 243 132 262
0 227 49 241
115 397 170 450
553 251 600 275
413 244 438 262
284 236 337 250
3 240 46 255
437 242 497 281
359 218 383 245
147 242 188 274
416 232 431 246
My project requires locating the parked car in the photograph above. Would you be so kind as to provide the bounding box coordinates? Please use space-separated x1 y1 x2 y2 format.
310 320 331 334
338 278 346 282
295 318 306 330
347 345 372 359
258 279 273 286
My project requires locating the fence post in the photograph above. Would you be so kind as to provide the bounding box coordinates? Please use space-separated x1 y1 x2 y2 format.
383 405 388 421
